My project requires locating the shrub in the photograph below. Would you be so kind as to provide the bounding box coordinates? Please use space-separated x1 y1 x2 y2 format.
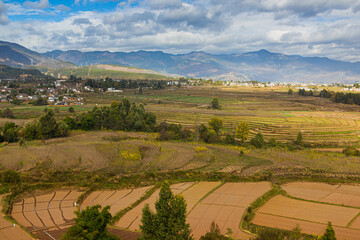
250 132 265 148
1 170 21 183
68 106 75 113
342 146 360 156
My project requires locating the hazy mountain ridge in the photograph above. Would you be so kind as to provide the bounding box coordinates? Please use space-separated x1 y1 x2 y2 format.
1 40 360 82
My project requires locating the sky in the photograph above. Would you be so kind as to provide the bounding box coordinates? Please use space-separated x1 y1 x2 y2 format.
0 0 360 62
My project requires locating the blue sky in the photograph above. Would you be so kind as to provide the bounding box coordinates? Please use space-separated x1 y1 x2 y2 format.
0 0 360 62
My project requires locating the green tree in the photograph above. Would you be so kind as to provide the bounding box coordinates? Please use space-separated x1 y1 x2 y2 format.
208 117 223 135
295 132 303 145
211 97 221 110
321 222 336 240
288 89 293 95
200 222 230 240
62 205 119 240
139 182 193 240
1 122 18 143
236 122 249 143
250 132 265 148
38 110 58 139
69 107 75 113
1 108 14 118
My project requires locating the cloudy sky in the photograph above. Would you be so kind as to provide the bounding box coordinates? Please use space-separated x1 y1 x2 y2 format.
0 0 360 62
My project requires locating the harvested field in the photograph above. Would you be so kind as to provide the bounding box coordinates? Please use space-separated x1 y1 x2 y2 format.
188 182 271 239
283 182 360 207
12 190 83 234
253 213 360 240
0 195 33 240
181 182 221 212
258 195 358 227
116 182 197 230
253 195 360 240
81 186 152 215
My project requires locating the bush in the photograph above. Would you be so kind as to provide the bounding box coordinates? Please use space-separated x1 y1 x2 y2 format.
2 108 14 118
224 134 236 145
68 106 75 113
62 205 120 240
200 222 230 240
250 132 265 148
1 170 21 183
342 146 360 156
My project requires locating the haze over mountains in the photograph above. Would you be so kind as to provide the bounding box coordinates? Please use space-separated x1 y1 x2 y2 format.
1 40 360 83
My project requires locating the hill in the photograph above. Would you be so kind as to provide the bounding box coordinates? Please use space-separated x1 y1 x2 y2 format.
46 64 172 80
46 48 360 83
0 64 50 79
1 40 360 82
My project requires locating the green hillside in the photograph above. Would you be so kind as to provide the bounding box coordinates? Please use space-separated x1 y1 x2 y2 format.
48 66 172 80
0 65 50 79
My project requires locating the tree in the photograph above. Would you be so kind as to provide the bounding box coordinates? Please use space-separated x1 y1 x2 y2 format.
250 132 265 148
295 132 303 145
69 107 75 113
139 182 193 240
321 222 336 240
236 122 249 143
208 117 223 135
200 222 230 240
38 110 58 139
211 97 221 110
2 108 14 118
62 205 119 240
288 89 293 95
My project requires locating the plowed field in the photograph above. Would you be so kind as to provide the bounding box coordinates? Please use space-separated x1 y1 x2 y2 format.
253 195 360 240
283 182 360 207
188 182 271 239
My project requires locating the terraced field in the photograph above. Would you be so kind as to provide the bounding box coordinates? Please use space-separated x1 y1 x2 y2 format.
253 182 360 240
12 190 83 239
188 182 271 239
0 195 33 240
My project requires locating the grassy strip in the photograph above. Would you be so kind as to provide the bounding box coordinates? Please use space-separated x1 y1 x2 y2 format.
241 184 284 231
76 188 94 206
111 185 158 224
347 212 360 228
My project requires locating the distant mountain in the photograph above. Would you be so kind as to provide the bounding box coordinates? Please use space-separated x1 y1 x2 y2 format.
0 41 74 69
1 40 360 82
45 48 360 83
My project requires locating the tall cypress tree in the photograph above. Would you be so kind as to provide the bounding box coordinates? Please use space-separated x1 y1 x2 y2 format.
139 182 193 240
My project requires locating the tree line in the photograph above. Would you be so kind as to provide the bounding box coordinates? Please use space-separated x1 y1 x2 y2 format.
297 88 360 106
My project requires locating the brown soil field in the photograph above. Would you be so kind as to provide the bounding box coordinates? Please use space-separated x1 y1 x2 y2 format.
257 195 359 227
81 186 152 216
253 213 360 240
0 195 33 240
116 182 195 230
12 190 82 234
181 182 221 212
202 182 271 207
283 182 360 207
188 182 271 239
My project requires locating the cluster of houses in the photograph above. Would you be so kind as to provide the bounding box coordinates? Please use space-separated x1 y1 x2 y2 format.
0 80 84 106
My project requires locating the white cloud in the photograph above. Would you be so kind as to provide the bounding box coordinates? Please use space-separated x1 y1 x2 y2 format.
0 0 360 62
24 0 50 9
0 0 9 25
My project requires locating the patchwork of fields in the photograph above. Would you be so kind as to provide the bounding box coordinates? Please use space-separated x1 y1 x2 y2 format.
253 182 360 240
4 181 360 240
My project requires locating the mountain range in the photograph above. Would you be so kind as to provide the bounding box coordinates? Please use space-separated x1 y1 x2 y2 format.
1 40 360 83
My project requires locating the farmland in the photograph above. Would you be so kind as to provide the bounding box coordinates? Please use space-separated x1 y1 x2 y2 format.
2 85 360 239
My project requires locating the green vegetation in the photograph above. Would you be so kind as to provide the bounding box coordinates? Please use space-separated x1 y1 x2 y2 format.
49 66 171 80
139 182 193 240
200 222 231 240
62 205 120 240
236 121 249 143
211 97 222 110
320 222 336 240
